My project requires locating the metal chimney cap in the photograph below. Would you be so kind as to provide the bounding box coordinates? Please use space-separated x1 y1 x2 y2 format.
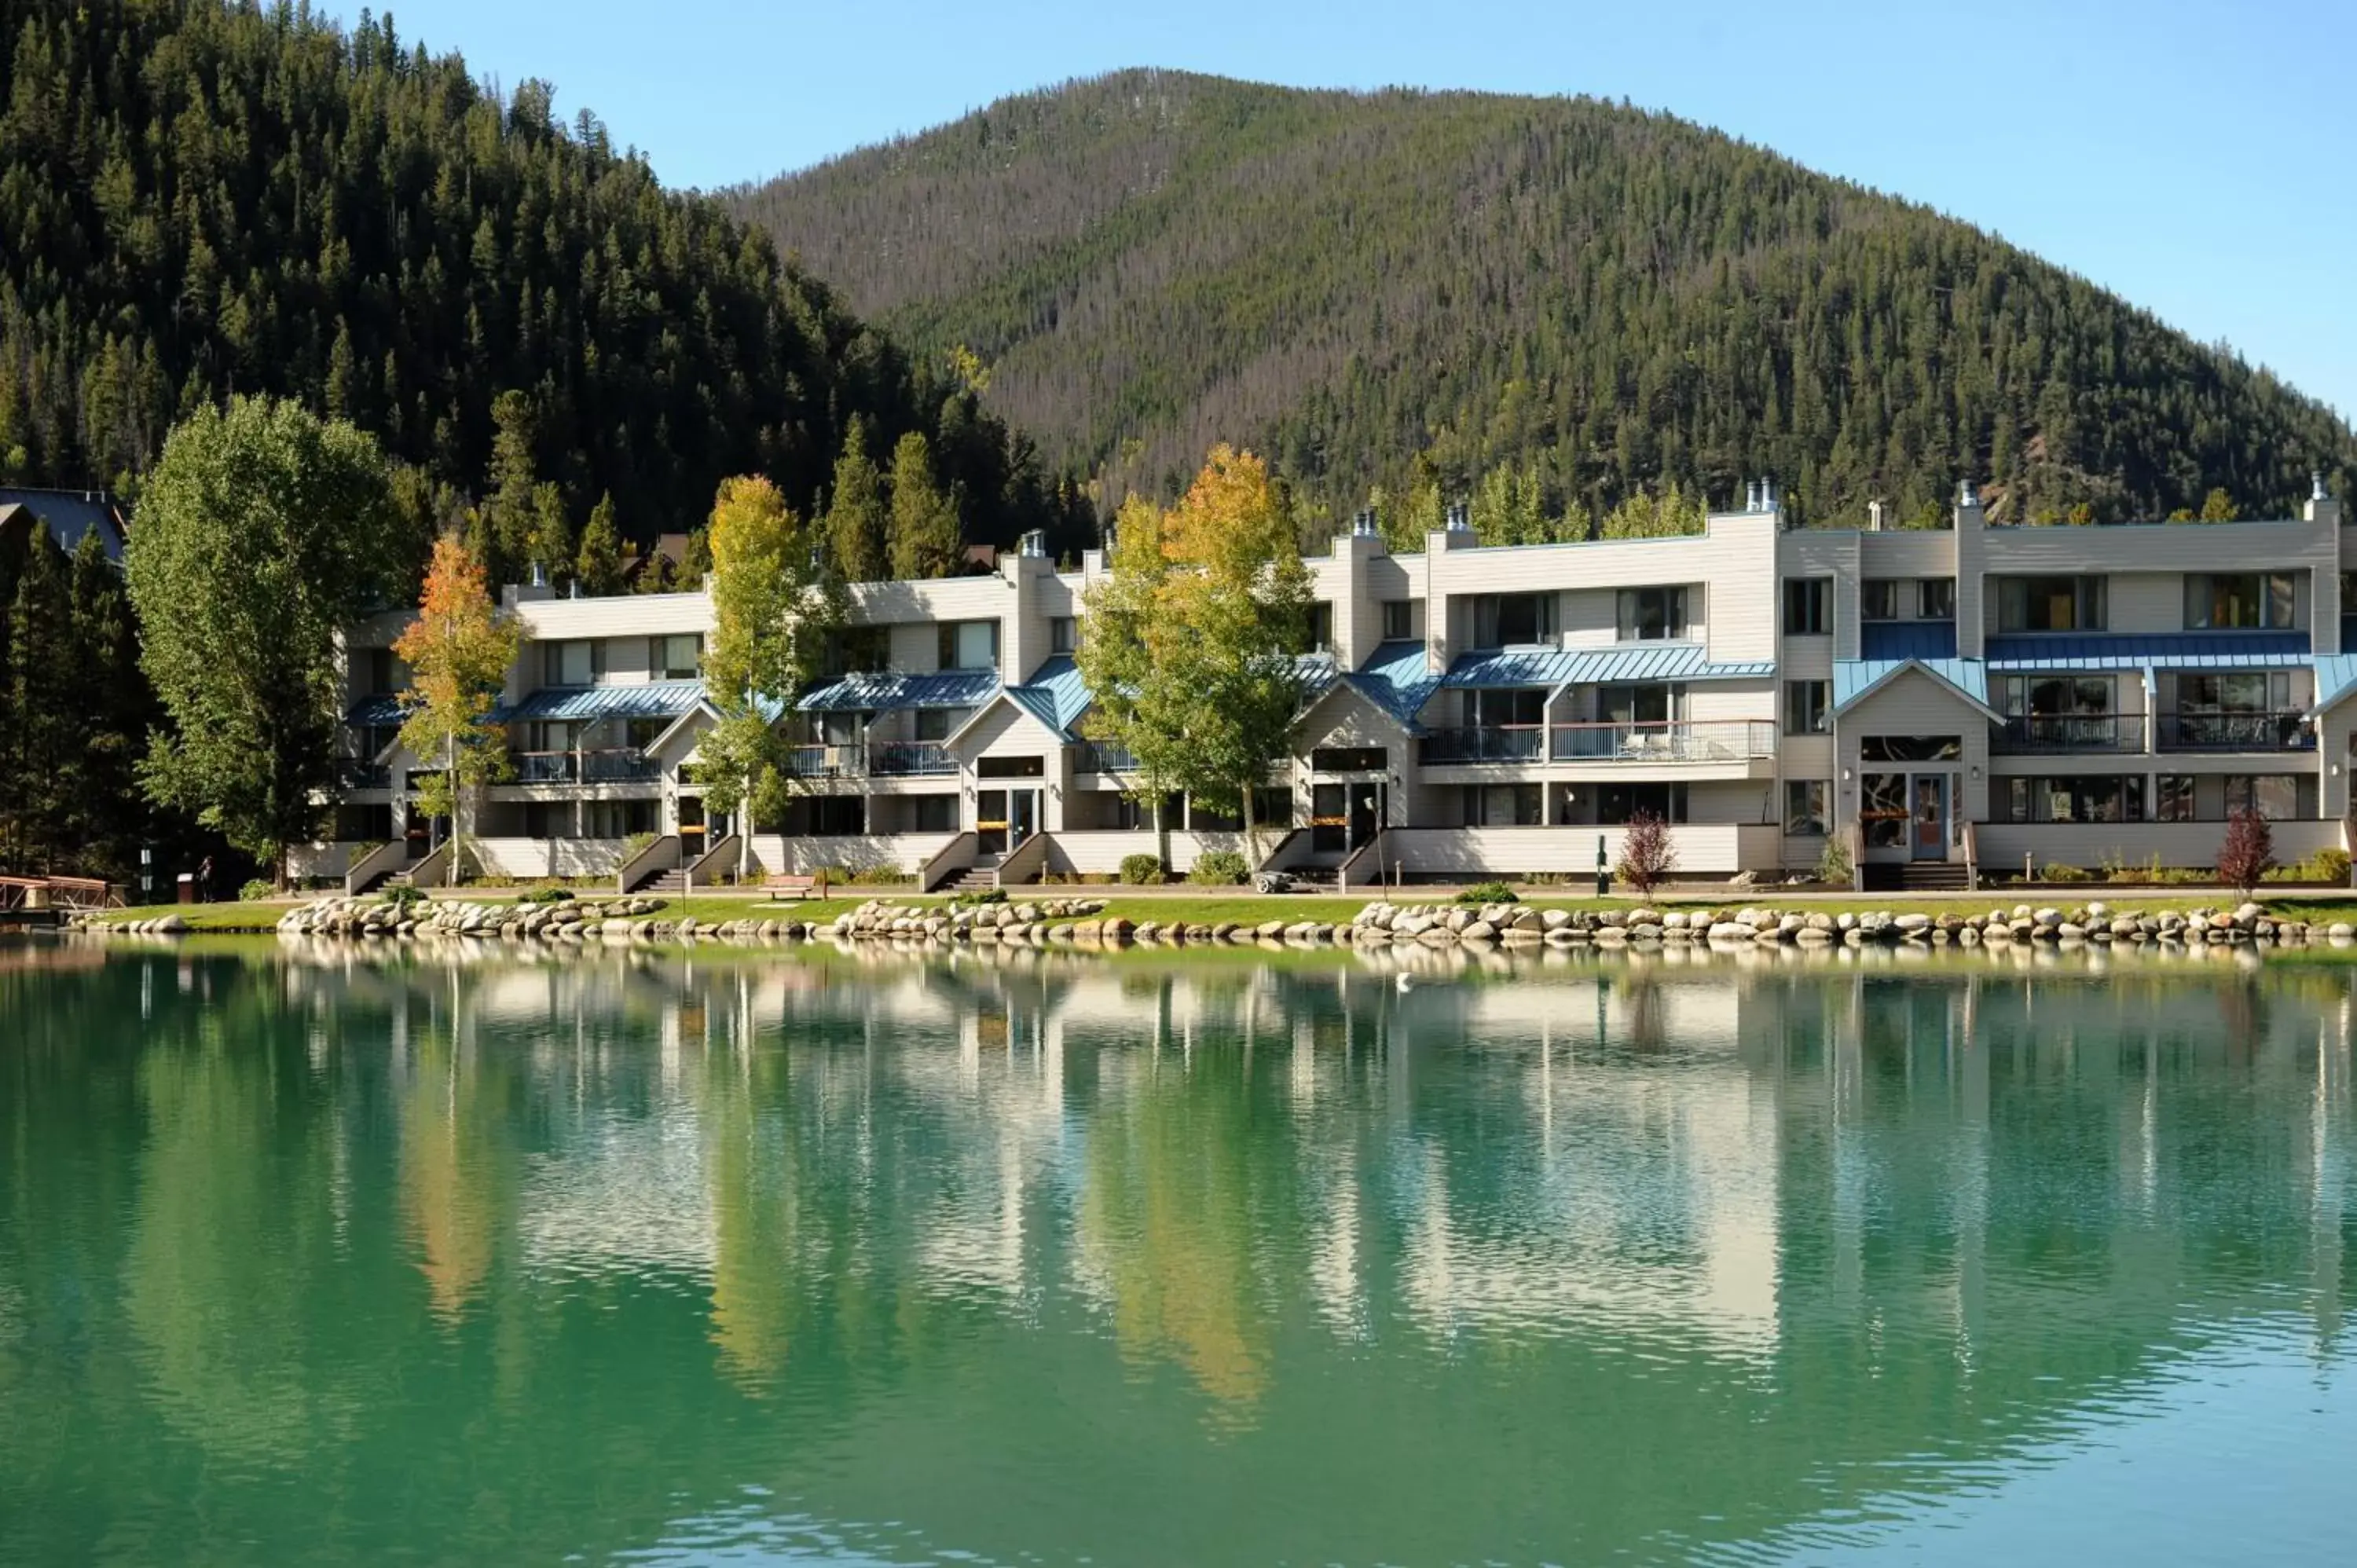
1444 501 1471 531
2317 471 2332 502
1958 478 1980 508
527 559 548 588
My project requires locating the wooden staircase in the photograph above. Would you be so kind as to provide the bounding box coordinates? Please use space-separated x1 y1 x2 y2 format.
936 855 1001 895
1866 860 1973 893
635 869 691 896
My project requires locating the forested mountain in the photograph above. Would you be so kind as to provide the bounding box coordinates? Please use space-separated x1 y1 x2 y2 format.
732 69 2357 532
0 0 1087 562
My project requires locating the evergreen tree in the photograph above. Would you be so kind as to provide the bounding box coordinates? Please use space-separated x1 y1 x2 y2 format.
574 494 626 596
67 529 145 877
887 431 966 581
823 416 888 581
482 392 541 585
2 532 76 870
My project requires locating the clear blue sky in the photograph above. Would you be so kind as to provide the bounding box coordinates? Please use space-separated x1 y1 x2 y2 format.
345 0 2356 423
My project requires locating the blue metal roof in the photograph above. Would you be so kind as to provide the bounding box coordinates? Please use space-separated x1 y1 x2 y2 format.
1860 621 1959 661
345 694 406 727
1346 639 1442 725
1983 632 2311 669
500 679 706 723
1832 658 1990 713
0 489 126 561
1442 641 1776 689
2313 654 2357 715
1003 656 1093 740
796 667 1002 713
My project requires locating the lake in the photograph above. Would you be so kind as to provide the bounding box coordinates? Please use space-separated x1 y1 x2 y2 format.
4 936 2355 1564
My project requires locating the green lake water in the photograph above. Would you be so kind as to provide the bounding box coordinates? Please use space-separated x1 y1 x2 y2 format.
5 936 2357 1564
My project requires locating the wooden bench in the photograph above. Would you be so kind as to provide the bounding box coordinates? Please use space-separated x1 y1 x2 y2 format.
761 873 827 901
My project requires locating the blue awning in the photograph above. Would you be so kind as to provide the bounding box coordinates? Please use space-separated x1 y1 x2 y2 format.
1345 639 1442 726
1983 632 2311 670
345 694 406 727
1832 658 1992 715
797 668 1003 713
499 679 706 723
1003 656 1093 740
1860 621 1959 661
1441 642 1777 690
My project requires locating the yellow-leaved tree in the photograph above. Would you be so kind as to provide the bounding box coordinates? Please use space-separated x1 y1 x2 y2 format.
394 536 522 886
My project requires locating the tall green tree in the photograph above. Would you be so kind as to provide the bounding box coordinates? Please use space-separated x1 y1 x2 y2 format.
67 529 147 877
2 531 77 870
128 397 400 883
1076 495 1182 864
478 391 541 586
692 476 841 878
394 537 523 887
823 417 888 581
574 494 627 596
887 430 966 580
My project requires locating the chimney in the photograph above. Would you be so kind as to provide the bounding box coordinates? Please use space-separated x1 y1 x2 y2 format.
2308 472 2342 528
1867 499 1887 533
1444 500 1471 533
1744 480 1760 512
508 561 555 605
1352 507 1379 538
1018 529 1047 559
529 559 548 589
1758 477 1779 516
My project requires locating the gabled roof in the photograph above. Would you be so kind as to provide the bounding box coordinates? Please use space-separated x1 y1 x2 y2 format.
796 667 1002 713
1003 656 1093 741
499 679 706 723
345 694 406 727
1982 632 2310 669
1347 639 1442 724
0 489 126 562
1831 658 1999 720
1860 621 1959 661
2311 654 2357 716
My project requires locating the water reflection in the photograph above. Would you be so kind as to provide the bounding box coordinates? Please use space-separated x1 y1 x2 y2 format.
2 938 2355 1564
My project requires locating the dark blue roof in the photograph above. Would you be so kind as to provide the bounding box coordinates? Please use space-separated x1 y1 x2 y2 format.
345 694 406 727
500 680 706 722
1859 621 1959 661
797 667 1002 713
1983 632 2309 669
0 489 125 562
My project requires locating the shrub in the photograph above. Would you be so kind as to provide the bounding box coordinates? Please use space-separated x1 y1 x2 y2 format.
951 888 1006 908
2216 808 2275 897
239 877 276 903
2040 862 2095 883
521 886 577 905
1813 837 1853 887
2270 848 2352 885
1455 881 1520 905
621 830 659 862
1120 852 1168 885
1190 849 1250 885
1615 811 1677 895
384 883 424 910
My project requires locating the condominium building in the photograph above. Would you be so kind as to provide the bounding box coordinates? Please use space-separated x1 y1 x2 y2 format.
312 475 2352 892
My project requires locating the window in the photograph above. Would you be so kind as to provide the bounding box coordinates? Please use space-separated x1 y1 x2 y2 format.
1252 786 1294 830
2344 573 2357 615
1860 773 1909 848
1783 680 1831 735
1598 683 1675 724
2225 775 2300 819
625 717 667 752
1615 586 1689 641
1381 600 1415 640
1996 675 2113 716
584 798 658 838
805 796 867 837
1473 592 1557 647
1468 687 1545 728
1860 579 1902 621
939 620 999 671
1860 735 1962 762
544 639 603 685
829 626 890 675
977 754 1044 779
1593 781 1686 825
528 720 577 753
2179 671 2290 713
2184 572 2300 631
915 708 956 743
909 795 958 833
1464 783 1544 826
1312 746 1386 773
2000 776 2144 824
1918 578 1956 620
1187 796 1241 832
1996 576 2106 632
365 647 401 694
1306 603 1333 653
2157 775 2198 822
656 633 702 680
1784 781 1829 837
1050 617 1077 654
1784 578 1831 636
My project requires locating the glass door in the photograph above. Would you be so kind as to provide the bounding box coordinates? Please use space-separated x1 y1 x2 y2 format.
1009 789 1039 849
1910 774 1949 860
977 789 1009 855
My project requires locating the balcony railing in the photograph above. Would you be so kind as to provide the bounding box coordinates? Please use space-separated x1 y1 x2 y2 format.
1547 720 1779 763
783 743 865 779
1992 714 2134 753
2156 711 2315 752
336 760 391 790
1420 726 1546 764
870 741 956 776
1080 740 1139 773
511 749 661 783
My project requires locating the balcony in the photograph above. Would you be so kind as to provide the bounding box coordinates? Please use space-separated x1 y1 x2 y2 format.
1080 740 1139 773
1420 726 1545 764
511 749 661 784
1547 720 1778 763
783 743 866 779
2155 711 2315 753
1992 714 2134 754
870 741 956 777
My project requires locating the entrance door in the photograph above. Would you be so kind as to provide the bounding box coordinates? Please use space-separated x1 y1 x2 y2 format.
1009 789 1039 850
1349 783 1383 849
1910 774 1949 860
977 789 1009 855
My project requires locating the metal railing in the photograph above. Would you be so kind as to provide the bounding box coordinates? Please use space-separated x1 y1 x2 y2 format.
783 743 866 779
870 741 955 776
1546 720 1778 762
511 749 660 783
1992 714 2133 753
1080 740 1139 772
336 760 391 789
1420 726 1545 764
2156 711 2315 752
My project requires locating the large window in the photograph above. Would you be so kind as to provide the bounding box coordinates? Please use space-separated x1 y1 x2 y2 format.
1050 617 1077 654
1996 576 2106 632
1472 592 1557 647
909 796 958 833
2157 775 2198 822
1860 773 1910 848
1783 680 1831 735
1860 579 1902 621
1468 688 1545 728
1919 578 1956 620
656 633 702 680
543 639 603 686
2225 775 2300 819
1615 586 1690 641
1306 603 1334 652
2000 776 2145 823
2185 573 2299 630
1312 746 1386 773
1598 683 1674 724
914 708 958 742
1464 784 1544 826
1381 600 1415 640
828 626 890 676
939 620 1000 671
1784 781 1829 837
2179 670 2292 713
1860 735 1962 762
1784 578 1831 636
976 753 1043 779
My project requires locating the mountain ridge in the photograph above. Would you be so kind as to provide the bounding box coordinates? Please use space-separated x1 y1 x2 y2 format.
730 68 2357 531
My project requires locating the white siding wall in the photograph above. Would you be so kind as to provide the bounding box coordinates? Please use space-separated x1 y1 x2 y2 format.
1379 823 1780 876
744 833 951 877
467 837 627 878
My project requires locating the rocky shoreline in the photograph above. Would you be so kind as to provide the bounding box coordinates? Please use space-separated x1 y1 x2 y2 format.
76 892 2357 952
